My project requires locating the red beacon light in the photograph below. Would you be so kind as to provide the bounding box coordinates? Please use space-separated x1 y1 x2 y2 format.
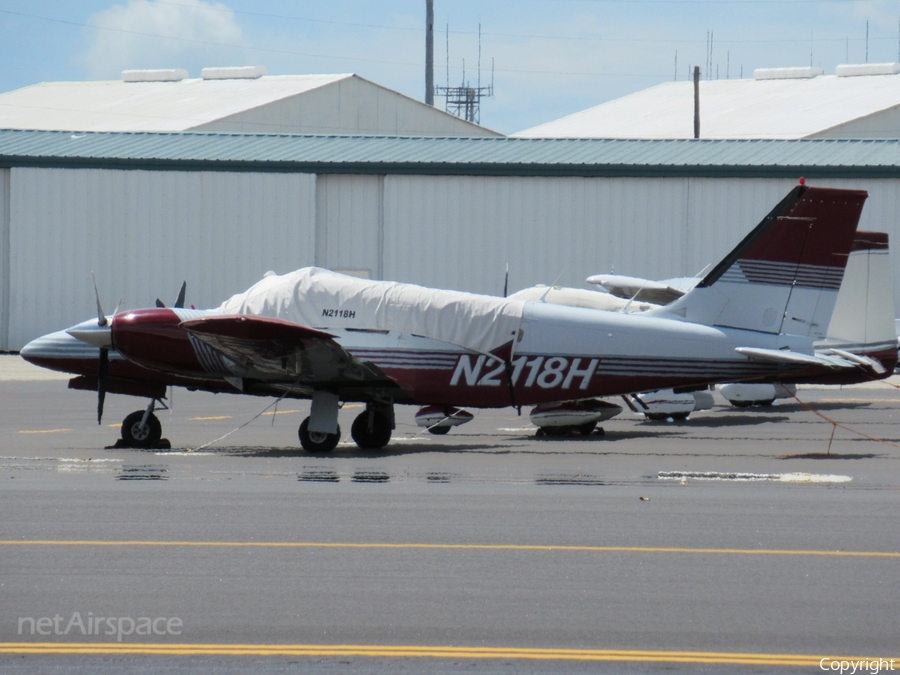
798 177 806 186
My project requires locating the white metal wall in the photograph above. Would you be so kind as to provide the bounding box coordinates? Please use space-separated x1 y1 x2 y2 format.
196 77 500 137
315 174 383 278
6 168 900 350
7 168 316 350
382 175 820 295
0 168 9 350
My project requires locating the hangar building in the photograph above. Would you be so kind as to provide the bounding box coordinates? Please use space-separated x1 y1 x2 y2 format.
515 64 900 140
0 69 498 137
1 129 900 351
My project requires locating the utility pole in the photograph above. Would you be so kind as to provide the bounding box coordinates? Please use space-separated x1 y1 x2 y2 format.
693 66 701 139
425 0 434 105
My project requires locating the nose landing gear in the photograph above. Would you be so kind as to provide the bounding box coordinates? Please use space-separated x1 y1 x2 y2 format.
118 399 166 448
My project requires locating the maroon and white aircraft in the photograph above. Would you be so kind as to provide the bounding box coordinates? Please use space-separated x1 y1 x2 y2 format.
21 184 879 451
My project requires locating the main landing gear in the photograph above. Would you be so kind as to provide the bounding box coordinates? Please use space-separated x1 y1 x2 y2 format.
350 406 393 450
297 393 395 453
298 417 342 453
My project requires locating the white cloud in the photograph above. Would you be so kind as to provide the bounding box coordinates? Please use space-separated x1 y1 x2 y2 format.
83 0 251 79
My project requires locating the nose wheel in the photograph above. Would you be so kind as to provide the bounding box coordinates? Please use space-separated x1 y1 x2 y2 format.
121 410 162 447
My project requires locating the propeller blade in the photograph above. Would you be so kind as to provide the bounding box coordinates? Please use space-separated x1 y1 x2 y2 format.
91 273 107 327
174 281 187 309
97 347 109 424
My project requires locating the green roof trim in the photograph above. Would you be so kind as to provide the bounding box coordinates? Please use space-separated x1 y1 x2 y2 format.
1 129 900 178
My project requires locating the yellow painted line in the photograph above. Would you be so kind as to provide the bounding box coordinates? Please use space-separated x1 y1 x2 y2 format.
0 643 889 665
0 540 897 557
261 409 302 416
17 429 71 435
188 416 232 421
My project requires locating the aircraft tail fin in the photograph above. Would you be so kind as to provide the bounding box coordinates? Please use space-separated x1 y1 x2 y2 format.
650 185 867 338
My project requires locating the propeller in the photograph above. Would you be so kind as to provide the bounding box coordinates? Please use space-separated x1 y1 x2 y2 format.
157 281 187 309
92 273 111 425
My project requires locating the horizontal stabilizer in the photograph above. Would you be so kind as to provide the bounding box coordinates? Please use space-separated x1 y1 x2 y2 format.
735 347 857 370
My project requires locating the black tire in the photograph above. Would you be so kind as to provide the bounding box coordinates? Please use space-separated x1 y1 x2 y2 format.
645 413 669 421
121 410 162 448
427 425 451 435
670 412 690 421
756 399 776 407
298 417 341 453
350 410 393 449
730 400 754 408
576 421 597 435
541 426 571 436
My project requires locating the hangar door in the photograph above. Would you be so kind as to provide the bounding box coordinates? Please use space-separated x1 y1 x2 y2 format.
315 174 383 279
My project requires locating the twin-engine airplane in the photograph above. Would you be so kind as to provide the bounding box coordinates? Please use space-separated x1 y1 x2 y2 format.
21 184 877 452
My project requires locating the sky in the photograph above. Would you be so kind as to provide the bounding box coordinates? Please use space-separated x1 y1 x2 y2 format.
1 0 899 134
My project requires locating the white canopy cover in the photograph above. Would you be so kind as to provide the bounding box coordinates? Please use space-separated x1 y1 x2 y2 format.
217 267 525 355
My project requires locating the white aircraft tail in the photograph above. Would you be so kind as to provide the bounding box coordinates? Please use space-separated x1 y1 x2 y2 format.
651 185 867 338
825 231 896 345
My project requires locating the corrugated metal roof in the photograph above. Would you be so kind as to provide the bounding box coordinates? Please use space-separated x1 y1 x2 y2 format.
514 72 900 140
1 129 900 178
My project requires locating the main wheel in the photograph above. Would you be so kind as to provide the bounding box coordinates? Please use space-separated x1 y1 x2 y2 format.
427 425 451 435
350 410 393 449
298 417 341 453
121 410 162 448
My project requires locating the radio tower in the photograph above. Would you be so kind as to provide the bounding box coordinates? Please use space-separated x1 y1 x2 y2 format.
434 23 494 124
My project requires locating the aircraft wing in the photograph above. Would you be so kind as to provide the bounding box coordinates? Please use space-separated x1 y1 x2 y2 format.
586 274 691 305
735 347 861 370
180 315 386 385
817 348 888 374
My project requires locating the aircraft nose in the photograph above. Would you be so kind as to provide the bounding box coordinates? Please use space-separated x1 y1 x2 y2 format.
66 318 113 350
19 328 96 366
19 334 48 362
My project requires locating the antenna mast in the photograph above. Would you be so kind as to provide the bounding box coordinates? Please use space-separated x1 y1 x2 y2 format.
435 23 494 124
